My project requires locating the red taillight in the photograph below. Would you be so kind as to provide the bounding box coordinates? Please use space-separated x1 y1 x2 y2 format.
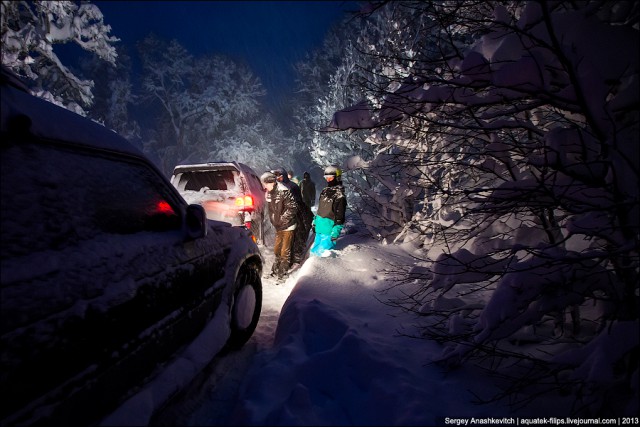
235 195 254 208
156 201 175 214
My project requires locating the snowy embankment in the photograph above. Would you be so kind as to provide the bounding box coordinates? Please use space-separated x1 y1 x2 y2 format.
221 230 571 426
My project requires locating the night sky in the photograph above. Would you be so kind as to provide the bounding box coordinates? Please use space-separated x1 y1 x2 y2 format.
93 1 358 105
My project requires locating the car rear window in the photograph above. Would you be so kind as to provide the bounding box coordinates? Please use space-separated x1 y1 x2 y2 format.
178 170 239 192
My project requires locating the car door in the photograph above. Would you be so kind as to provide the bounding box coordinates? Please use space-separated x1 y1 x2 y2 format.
1 135 227 425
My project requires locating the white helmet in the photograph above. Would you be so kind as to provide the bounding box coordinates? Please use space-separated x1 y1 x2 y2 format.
323 165 342 177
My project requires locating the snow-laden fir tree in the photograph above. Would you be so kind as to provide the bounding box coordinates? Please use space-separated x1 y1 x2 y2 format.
0 0 118 115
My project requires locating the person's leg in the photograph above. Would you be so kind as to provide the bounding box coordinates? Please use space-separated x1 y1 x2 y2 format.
272 230 284 276
310 231 322 256
292 225 309 264
278 230 295 276
291 227 300 264
310 233 334 256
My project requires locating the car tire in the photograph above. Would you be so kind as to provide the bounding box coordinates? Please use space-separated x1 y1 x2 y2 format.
226 263 262 350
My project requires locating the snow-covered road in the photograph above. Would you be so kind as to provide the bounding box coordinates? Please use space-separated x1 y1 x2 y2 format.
147 226 604 426
149 243 296 425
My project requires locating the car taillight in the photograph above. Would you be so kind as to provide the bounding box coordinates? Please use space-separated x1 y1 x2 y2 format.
156 200 175 214
235 195 254 208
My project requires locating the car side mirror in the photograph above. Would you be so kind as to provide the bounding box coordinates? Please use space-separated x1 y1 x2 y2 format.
185 204 207 239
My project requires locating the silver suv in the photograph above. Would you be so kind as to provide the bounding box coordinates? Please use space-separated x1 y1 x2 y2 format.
171 162 267 244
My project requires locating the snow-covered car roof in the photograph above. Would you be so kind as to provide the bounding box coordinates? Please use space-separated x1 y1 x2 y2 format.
173 161 255 174
0 68 144 159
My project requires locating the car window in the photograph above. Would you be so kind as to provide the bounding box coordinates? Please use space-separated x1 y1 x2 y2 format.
178 170 239 192
1 136 181 259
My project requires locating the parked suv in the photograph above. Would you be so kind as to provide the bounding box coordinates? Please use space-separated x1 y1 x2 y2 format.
171 162 267 244
0 68 263 426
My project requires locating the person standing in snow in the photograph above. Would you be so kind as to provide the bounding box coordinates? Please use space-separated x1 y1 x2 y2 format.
261 171 298 279
310 166 347 257
272 168 313 266
300 171 316 209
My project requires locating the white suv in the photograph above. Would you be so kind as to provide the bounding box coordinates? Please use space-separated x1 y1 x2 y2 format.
171 162 267 244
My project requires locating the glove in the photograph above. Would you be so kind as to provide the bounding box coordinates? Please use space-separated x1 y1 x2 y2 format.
330 225 343 240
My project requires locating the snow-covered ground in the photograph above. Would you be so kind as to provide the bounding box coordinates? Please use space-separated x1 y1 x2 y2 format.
156 221 597 426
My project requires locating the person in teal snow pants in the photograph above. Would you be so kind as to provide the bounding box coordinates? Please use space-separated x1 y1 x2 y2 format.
310 166 347 257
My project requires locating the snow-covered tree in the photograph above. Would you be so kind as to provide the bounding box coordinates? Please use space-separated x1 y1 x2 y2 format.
293 3 446 239
137 34 285 174
292 23 383 225
212 115 290 173
324 0 639 415
0 0 118 115
79 46 140 143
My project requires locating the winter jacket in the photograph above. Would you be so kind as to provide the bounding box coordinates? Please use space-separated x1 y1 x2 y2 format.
266 182 298 231
300 173 316 208
278 169 313 231
314 179 346 236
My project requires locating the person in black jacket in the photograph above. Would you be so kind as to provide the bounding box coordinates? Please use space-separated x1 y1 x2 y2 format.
310 166 347 257
300 171 316 209
271 167 313 266
261 171 298 279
